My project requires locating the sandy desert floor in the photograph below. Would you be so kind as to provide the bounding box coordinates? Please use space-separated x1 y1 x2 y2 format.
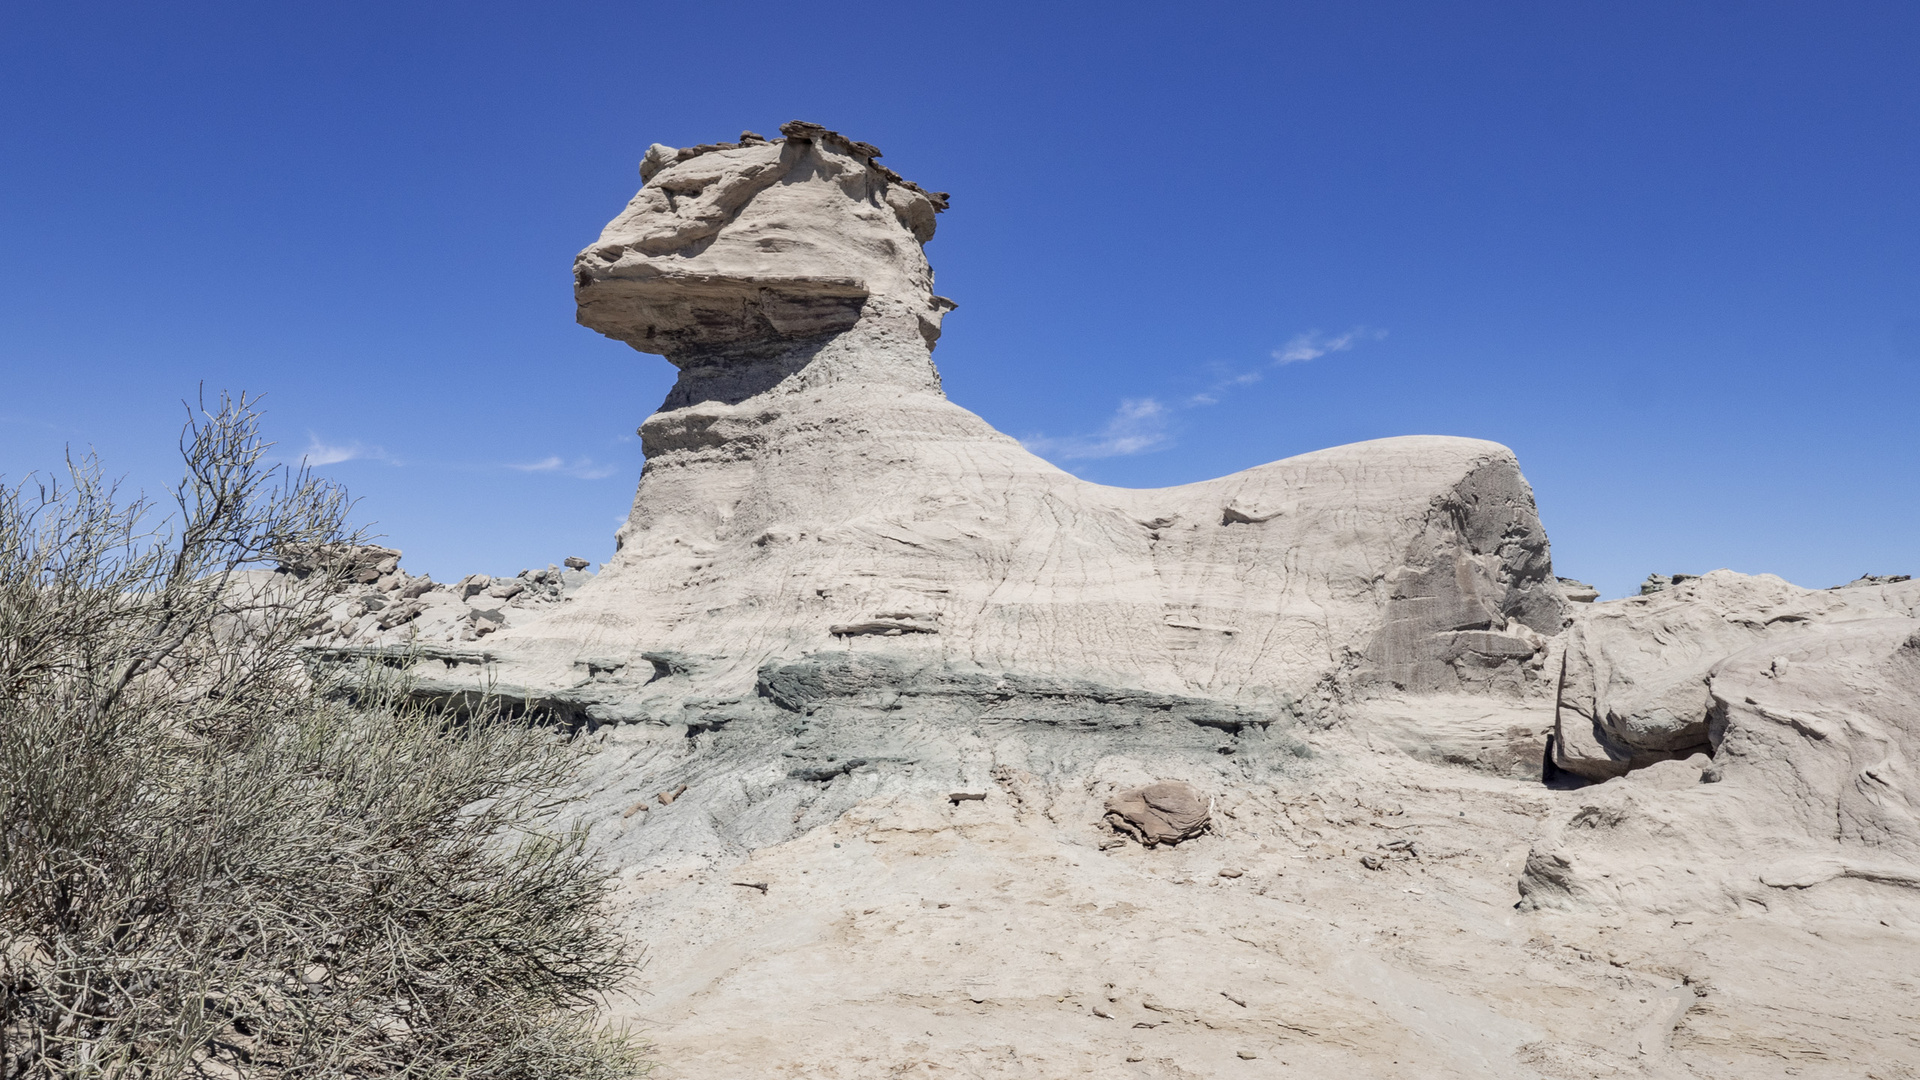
589 721 1920 1079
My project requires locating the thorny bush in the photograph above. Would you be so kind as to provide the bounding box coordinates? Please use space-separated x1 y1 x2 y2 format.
0 396 644 1079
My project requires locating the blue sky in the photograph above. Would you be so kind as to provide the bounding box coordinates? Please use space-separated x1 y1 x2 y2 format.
2 2 1914 598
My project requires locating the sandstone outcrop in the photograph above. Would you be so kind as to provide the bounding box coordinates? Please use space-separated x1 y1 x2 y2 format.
286 544 599 647
403 120 1568 744
1522 576 1920 922
288 123 1920 1076
1551 570 1920 779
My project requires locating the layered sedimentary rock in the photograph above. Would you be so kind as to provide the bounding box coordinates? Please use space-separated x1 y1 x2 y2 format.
418 121 1569 732
292 123 1920 1076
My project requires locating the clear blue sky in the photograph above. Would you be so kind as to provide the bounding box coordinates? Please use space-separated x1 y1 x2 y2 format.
3 2 1914 598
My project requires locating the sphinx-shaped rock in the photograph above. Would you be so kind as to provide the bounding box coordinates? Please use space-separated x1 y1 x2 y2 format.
405 123 1568 780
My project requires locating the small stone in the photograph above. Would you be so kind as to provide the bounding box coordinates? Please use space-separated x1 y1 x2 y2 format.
564 555 590 570
1092 1005 1114 1019
1237 1049 1257 1060
1103 780 1210 847
1219 868 1244 878
1125 1048 1145 1062
376 599 423 630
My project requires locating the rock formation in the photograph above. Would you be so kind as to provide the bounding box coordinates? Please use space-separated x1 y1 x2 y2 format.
389 120 1569 736
285 544 598 646
1526 571 1920 915
297 123 1920 1077
1552 570 1920 779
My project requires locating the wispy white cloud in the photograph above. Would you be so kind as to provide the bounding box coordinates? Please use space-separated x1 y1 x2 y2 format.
299 435 389 467
1186 369 1265 406
1016 324 1387 463
509 455 620 480
1273 326 1387 365
1022 398 1171 461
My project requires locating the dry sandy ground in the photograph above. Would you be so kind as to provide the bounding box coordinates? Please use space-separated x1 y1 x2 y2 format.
595 729 1920 1079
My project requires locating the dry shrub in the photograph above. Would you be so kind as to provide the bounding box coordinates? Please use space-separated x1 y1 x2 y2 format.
0 395 644 1079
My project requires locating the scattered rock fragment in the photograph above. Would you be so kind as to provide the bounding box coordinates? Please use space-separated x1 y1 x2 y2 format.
1639 572 1700 595
275 542 401 584
1834 572 1911 588
467 607 505 637
1557 576 1600 603
376 599 423 630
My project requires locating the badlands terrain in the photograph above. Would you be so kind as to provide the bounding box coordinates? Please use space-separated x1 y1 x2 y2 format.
301 123 1920 1078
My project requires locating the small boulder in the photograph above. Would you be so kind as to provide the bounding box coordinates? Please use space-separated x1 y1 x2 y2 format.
376 599 424 630
564 556 591 570
1104 781 1210 847
467 607 505 636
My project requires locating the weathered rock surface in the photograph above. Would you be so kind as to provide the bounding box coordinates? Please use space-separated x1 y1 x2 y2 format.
1522 581 1920 930
285 545 599 650
415 121 1569 737
1552 570 1920 779
296 124 1920 1076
